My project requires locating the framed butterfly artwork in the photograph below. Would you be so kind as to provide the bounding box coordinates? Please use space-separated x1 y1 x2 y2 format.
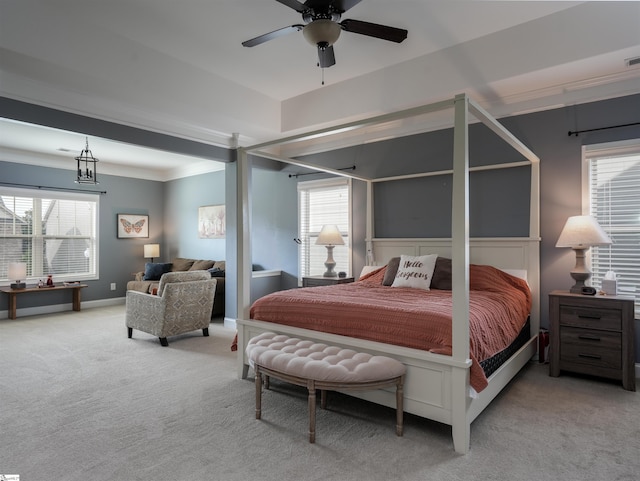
117 214 149 238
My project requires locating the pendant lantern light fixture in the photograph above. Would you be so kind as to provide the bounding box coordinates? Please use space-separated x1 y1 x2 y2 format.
75 137 99 184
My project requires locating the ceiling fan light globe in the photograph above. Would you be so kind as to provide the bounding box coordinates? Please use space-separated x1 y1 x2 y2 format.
303 19 341 47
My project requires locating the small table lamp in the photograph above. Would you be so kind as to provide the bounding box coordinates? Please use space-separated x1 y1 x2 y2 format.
315 224 345 277
556 215 611 293
8 262 27 289
143 244 160 263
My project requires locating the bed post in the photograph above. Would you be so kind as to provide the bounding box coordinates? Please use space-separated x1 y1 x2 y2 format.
366 180 374 265
236 148 252 379
451 93 471 454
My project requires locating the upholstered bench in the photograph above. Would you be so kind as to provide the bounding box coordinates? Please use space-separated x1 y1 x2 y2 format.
246 332 407 443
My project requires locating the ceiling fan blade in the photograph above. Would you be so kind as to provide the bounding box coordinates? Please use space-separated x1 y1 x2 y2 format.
317 45 336 68
340 19 408 43
275 0 308 13
242 25 303 47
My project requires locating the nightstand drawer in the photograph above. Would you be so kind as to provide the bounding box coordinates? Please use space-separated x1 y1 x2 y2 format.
560 346 621 370
560 326 621 349
560 327 621 370
558 306 621 331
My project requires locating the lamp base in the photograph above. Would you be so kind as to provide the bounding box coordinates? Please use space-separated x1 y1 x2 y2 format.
10 282 26 290
569 247 591 294
323 245 337 277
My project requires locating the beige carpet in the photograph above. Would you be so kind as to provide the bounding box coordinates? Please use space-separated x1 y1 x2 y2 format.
1 305 638 481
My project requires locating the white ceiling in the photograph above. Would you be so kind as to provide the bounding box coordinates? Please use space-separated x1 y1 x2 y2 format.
1 1 639 180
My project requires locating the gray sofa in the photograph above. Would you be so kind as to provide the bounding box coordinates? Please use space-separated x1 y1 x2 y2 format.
126 257 225 317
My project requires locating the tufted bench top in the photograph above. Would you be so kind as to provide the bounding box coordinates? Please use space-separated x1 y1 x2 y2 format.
247 332 406 383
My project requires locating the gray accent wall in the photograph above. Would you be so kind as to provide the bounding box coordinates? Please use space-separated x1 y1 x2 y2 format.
0 159 164 308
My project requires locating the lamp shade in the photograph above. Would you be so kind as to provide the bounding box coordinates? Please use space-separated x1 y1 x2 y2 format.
8 262 27 289
556 215 612 248
143 244 160 259
8 262 27 280
315 225 345 246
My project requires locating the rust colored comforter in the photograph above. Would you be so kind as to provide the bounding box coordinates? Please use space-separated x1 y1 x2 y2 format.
249 264 531 392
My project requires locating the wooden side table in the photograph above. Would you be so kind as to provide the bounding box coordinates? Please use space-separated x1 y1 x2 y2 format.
0 284 88 319
549 290 635 391
302 276 354 287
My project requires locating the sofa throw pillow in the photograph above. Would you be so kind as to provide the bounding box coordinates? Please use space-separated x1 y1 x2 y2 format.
171 258 195 272
391 254 438 290
143 262 172 281
207 267 226 278
190 259 215 271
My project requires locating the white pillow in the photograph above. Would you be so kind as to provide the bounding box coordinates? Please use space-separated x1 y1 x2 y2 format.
391 254 438 290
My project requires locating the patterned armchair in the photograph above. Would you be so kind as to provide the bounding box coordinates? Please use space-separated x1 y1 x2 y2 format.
126 271 217 346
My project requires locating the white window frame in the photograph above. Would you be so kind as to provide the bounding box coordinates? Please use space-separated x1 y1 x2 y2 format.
1 187 99 285
583 139 640 316
298 177 352 283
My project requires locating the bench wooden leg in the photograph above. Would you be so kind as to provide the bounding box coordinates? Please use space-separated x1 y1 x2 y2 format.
255 368 262 420
396 375 404 436
308 380 316 443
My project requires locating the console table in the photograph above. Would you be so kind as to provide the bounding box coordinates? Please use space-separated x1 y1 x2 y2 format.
0 284 88 319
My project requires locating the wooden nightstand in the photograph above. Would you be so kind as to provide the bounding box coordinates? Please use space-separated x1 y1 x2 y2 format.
302 276 354 287
549 290 635 391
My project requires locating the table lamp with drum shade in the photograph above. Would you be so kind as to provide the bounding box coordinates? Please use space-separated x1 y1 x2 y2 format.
555 215 612 293
8 262 27 289
315 225 345 277
143 244 160 263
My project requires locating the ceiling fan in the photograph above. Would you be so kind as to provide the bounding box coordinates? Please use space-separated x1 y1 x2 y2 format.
242 0 408 69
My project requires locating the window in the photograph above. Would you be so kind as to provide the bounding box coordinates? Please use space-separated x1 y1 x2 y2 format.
585 140 640 316
298 178 351 281
1 187 99 285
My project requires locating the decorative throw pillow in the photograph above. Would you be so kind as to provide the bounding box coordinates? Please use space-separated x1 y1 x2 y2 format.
391 254 438 290
190 259 215 271
213 260 226 271
382 257 401 286
431 257 452 290
143 262 172 281
207 267 225 278
171 258 195 272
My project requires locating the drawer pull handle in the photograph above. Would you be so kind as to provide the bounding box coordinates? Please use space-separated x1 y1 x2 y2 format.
578 314 601 320
578 335 601 341
578 353 602 360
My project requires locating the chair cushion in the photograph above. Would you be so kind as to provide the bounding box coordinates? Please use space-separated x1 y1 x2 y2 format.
157 270 212 296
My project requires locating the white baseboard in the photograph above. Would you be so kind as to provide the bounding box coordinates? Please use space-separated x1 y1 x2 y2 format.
224 317 237 330
636 363 640 380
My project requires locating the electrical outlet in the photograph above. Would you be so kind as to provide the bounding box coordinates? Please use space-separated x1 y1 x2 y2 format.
110 283 116 291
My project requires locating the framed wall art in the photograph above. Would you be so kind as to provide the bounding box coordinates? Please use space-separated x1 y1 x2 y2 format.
117 214 149 238
198 205 225 239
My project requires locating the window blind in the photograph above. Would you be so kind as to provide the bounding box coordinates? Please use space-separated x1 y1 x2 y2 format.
1 187 99 284
298 178 351 281
586 141 640 316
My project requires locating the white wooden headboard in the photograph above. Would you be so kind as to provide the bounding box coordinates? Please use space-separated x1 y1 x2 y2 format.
370 237 541 335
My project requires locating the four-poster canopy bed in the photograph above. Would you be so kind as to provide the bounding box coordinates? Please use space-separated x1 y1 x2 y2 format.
234 93 541 454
